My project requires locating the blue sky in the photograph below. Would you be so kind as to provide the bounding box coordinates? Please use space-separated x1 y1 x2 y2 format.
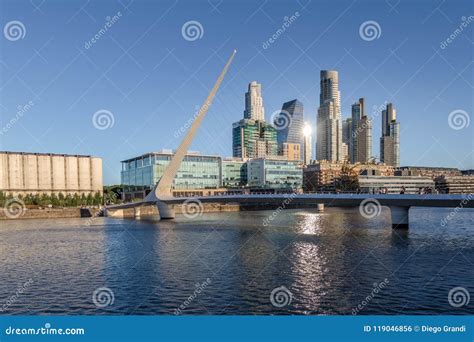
1 0 473 184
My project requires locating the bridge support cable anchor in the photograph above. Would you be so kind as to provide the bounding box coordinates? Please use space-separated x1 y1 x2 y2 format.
390 206 410 229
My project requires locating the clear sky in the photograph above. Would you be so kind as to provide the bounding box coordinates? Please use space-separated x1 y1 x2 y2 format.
1 0 472 184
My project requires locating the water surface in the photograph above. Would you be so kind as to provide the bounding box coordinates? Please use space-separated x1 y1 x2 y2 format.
1 207 473 315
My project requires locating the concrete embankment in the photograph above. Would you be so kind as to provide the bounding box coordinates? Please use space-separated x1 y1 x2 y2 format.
0 207 102 220
108 203 241 218
0 203 241 220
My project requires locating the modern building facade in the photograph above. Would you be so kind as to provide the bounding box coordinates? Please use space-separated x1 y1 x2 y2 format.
351 98 372 163
358 175 434 194
232 119 278 158
247 158 302 190
233 81 278 159
395 166 461 179
342 118 352 154
244 81 265 121
303 161 394 192
0 151 103 196
280 142 301 161
275 99 304 160
222 158 247 188
121 150 221 200
435 175 474 194
316 70 343 162
380 103 400 167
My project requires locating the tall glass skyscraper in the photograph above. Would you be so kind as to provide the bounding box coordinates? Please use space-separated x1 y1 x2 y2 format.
351 98 372 163
316 70 343 162
275 99 304 160
380 103 400 167
232 81 277 159
244 81 265 121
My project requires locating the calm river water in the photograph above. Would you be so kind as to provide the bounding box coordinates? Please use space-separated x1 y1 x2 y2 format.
1 207 473 315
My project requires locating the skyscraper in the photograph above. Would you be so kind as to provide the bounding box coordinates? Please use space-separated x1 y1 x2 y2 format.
316 70 343 162
275 99 304 160
244 81 265 121
232 81 278 159
380 103 400 167
342 118 352 161
351 98 372 163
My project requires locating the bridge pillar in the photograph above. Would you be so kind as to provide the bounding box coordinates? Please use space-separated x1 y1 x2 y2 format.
317 203 325 212
134 207 141 219
156 201 175 219
390 206 410 229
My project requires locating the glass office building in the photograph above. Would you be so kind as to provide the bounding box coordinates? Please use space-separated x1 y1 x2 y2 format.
222 158 248 188
247 158 302 190
232 119 277 158
276 99 304 159
121 150 221 199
